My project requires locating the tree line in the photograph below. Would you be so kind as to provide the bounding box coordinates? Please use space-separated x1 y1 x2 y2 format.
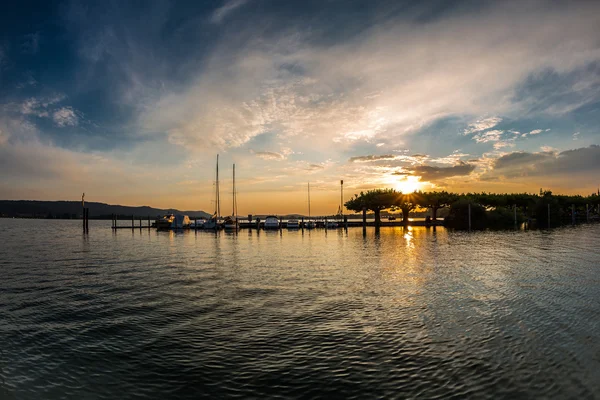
344 189 600 229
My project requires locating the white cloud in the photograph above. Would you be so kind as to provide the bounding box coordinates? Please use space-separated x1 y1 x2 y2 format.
529 129 543 135
136 1 600 157
252 151 285 160
53 107 78 127
473 130 504 143
493 141 515 149
464 117 502 134
573 132 580 140
19 95 66 118
211 0 249 23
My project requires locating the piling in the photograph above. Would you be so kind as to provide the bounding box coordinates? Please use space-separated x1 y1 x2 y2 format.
514 204 517 226
468 203 472 231
548 204 551 229
586 204 589 223
572 204 575 225
132 215 134 229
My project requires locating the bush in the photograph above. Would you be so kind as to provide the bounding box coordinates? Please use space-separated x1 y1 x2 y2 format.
487 207 524 229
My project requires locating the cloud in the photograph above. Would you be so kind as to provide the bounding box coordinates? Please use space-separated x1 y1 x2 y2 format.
529 129 543 135
53 107 78 127
573 132 580 140
252 150 285 160
403 161 475 181
473 130 504 143
19 95 66 118
134 1 600 156
487 145 600 179
493 141 515 149
349 154 396 163
464 117 502 134
211 0 249 23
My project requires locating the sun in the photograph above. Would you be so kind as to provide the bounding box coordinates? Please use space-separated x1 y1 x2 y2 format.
395 175 423 193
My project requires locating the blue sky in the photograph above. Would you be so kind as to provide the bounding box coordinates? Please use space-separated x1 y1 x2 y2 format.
1 0 599 214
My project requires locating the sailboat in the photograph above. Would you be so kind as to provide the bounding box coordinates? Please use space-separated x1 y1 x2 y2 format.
224 164 238 230
305 182 316 229
203 154 222 230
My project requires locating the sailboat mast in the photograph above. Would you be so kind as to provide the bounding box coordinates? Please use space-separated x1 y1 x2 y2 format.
308 182 311 218
232 164 236 217
216 154 220 219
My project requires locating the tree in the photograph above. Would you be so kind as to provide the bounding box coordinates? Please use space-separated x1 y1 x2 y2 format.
392 192 421 223
345 189 398 227
418 191 458 221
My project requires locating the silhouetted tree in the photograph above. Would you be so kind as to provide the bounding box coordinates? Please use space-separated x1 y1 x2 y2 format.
345 189 398 227
417 191 458 221
392 192 421 223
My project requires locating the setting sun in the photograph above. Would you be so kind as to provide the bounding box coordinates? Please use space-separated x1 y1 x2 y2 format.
395 175 423 193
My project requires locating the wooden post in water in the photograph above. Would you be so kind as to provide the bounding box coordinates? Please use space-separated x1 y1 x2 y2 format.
132 215 134 229
548 204 551 229
139 217 142 229
514 204 517 227
148 216 151 229
468 203 472 231
82 193 86 232
325 217 328 230
85 208 89 232
586 204 589 223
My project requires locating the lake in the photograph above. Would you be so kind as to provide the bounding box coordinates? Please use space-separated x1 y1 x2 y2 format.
1 219 599 399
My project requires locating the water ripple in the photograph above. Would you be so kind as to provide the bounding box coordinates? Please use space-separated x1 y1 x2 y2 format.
1 220 600 399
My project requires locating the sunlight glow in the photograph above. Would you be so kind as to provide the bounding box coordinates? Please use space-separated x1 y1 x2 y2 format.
395 175 423 193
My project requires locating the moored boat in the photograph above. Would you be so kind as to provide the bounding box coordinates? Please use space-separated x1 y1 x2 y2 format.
156 214 175 229
224 216 237 230
264 215 280 230
171 214 191 229
326 220 338 229
287 219 300 229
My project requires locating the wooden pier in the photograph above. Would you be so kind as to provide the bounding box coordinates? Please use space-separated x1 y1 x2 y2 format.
112 214 154 230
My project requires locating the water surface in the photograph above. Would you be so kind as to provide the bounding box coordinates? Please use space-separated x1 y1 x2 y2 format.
1 219 599 399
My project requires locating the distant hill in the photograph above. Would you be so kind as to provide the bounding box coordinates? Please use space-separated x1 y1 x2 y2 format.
0 200 211 219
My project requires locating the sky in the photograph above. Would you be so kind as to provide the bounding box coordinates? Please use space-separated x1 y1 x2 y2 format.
1 0 599 215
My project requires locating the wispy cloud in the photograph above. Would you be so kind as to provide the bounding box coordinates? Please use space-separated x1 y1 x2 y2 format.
464 117 502 134
252 150 285 160
53 107 78 127
211 0 249 24
473 130 504 143
349 154 396 163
